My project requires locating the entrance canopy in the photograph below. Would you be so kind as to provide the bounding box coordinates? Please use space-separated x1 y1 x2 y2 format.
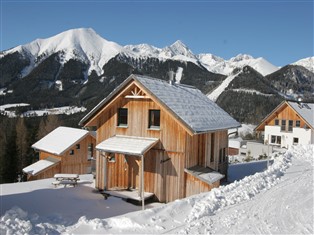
23 157 60 176
96 135 159 156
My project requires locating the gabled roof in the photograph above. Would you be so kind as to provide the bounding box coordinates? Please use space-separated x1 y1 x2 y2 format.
32 126 94 155
287 101 314 128
255 100 314 131
79 74 240 134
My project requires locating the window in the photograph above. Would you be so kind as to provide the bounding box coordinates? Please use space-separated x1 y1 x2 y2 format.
281 120 286 131
117 108 128 126
69 149 74 155
87 143 93 160
149 110 160 129
76 144 80 149
210 133 215 162
274 119 279 125
293 137 299 145
270 135 281 145
288 120 293 132
296 120 300 127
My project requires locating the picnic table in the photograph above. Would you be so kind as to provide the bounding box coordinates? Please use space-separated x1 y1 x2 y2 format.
52 173 80 187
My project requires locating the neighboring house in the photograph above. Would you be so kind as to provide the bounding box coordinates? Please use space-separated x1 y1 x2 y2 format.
228 136 243 156
23 126 96 180
255 100 314 148
79 74 240 203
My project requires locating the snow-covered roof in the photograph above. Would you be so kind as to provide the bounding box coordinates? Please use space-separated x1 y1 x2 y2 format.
288 101 314 128
32 126 94 155
96 135 159 156
22 157 60 176
80 74 240 133
229 137 243 149
185 165 225 185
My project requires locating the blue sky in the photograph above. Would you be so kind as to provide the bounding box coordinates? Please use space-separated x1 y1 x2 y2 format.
1 0 313 66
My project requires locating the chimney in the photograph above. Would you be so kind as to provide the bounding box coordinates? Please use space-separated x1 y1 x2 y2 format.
168 70 175 85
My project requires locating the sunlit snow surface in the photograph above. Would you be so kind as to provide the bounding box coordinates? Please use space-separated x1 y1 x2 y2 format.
1 145 313 234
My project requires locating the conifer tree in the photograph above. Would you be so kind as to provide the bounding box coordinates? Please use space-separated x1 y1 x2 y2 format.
36 115 63 140
16 117 28 172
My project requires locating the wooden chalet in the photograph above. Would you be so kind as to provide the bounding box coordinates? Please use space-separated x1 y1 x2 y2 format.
79 74 240 203
255 100 314 148
23 126 96 180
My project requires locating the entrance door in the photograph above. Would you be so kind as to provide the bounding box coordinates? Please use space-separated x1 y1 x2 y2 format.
124 155 140 189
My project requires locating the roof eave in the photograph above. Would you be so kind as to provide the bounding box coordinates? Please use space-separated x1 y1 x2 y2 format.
79 75 136 126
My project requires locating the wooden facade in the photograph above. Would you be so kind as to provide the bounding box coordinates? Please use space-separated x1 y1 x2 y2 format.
84 81 230 203
26 132 96 181
255 101 314 148
255 102 309 132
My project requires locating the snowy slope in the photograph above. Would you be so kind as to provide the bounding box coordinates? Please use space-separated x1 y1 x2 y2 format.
1 145 313 234
1 28 123 76
207 71 241 101
292 56 314 73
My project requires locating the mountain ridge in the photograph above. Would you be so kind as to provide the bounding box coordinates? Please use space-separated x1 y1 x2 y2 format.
3 27 309 78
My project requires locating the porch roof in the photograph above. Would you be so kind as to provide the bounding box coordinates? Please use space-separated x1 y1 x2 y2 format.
185 165 225 185
96 135 159 156
23 157 60 176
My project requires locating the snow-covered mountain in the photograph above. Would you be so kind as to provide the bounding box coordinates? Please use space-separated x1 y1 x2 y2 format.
292 56 314 73
199 53 279 76
1 27 280 77
1 28 123 77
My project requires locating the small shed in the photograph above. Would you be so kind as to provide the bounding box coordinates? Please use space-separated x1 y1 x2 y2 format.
23 126 96 180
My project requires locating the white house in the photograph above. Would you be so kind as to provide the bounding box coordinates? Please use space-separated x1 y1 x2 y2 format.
255 100 314 149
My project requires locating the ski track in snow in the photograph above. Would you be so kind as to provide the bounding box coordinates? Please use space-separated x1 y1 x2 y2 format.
207 72 239 101
174 145 314 234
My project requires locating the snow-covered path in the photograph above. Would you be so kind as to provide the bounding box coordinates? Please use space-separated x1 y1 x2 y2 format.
177 149 313 234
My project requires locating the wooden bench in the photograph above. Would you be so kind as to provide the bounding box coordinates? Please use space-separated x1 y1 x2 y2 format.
52 174 80 188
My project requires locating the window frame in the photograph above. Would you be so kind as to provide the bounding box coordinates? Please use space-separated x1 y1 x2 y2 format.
293 137 299 145
288 120 293 132
270 135 281 145
117 108 128 127
295 120 301 127
148 109 161 129
281 119 286 131
274 119 279 126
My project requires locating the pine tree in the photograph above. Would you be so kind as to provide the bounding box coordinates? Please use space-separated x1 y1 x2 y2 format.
36 115 63 140
2 123 18 183
16 117 28 172
0 119 7 183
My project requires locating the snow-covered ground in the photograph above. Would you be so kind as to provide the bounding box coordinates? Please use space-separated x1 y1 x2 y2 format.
0 104 86 118
1 145 313 234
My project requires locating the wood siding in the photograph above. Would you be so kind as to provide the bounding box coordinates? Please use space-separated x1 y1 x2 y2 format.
266 105 307 129
92 82 229 202
35 135 96 178
185 172 220 197
256 102 310 132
